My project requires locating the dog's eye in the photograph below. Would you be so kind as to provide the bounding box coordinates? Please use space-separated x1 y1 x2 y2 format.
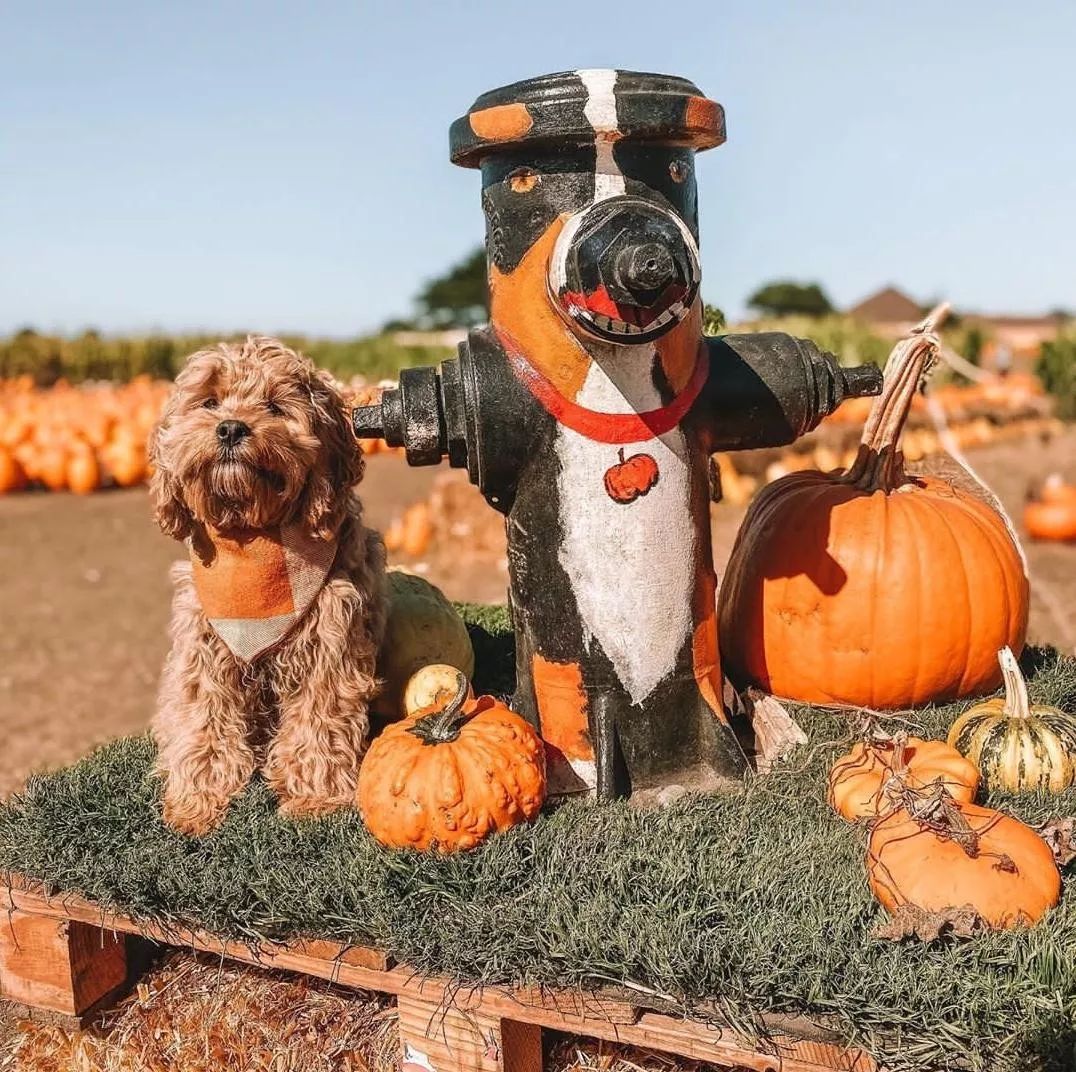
202 397 219 410
264 400 284 416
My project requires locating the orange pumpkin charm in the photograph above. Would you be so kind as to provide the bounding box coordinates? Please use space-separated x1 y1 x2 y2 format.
358 669 546 853
719 305 1029 708
1023 475 1076 543
828 735 979 821
603 448 659 504
867 784 1060 929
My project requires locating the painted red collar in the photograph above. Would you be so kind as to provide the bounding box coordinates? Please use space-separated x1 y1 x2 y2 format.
497 328 708 445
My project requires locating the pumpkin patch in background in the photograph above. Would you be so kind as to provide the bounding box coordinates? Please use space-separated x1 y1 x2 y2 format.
1024 474 1076 543
828 734 979 821
357 668 546 853
948 646 1076 793
866 782 1061 930
0 376 163 493
0 374 401 494
718 305 1030 708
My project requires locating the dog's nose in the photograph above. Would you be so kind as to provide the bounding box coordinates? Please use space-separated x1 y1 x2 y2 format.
216 420 250 447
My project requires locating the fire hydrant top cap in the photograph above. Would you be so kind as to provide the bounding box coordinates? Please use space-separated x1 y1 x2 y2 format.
450 68 725 169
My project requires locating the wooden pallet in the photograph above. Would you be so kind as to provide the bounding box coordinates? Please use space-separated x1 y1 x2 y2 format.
0 877 875 1072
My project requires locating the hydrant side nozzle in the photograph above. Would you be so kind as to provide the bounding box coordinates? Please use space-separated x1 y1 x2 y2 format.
840 362 884 400
351 404 386 440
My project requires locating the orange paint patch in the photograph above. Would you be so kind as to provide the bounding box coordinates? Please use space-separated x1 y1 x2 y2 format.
655 301 704 392
683 97 726 146
531 654 593 762
692 566 727 721
469 103 533 142
190 528 295 620
490 217 592 400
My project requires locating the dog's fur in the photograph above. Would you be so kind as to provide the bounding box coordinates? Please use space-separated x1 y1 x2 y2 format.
149 336 386 836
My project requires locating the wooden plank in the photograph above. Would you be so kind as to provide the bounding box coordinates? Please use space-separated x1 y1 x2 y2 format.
0 881 638 1024
620 1012 878 1072
0 878 875 1071
398 990 543 1072
0 910 126 1016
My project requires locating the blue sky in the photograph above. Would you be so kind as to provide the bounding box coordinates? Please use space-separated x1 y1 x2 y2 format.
3 1 1074 337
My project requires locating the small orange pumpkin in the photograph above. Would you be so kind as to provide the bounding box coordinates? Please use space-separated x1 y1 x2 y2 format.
400 502 434 557
719 305 1029 708
357 669 546 853
867 784 1060 929
66 448 101 495
1024 475 1076 543
828 735 979 821
0 447 26 494
37 448 69 491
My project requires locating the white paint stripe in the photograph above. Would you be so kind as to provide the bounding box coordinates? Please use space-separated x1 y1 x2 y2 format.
556 351 696 706
578 68 618 131
577 68 624 201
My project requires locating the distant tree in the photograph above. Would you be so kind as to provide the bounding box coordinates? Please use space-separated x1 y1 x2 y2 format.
961 325 985 366
702 304 726 336
415 248 488 328
1037 334 1076 420
747 281 834 319
381 316 418 333
1048 307 1073 322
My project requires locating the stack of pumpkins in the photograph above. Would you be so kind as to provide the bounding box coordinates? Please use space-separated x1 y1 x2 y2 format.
0 376 166 494
719 306 1073 931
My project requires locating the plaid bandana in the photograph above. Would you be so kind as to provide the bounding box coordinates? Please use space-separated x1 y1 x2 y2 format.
189 523 338 662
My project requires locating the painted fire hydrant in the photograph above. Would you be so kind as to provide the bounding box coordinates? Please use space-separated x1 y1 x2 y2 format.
354 70 882 799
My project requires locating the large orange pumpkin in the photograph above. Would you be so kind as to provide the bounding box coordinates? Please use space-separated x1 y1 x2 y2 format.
867 785 1060 929
719 306 1029 708
357 669 546 853
828 735 979 821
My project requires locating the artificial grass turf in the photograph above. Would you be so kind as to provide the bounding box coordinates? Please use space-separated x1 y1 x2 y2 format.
1 605 1074 1072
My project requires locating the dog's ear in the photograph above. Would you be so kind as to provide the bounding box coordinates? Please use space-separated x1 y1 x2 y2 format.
300 370 364 540
148 392 195 541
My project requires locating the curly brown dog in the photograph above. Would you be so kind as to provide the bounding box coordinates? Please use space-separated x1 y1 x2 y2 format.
149 336 386 836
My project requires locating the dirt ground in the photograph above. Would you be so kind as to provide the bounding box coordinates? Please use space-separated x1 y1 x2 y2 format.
1 434 1074 799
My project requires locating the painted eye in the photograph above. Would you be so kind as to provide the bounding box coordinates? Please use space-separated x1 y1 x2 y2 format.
669 159 689 183
264 399 284 416
202 397 219 410
508 168 540 194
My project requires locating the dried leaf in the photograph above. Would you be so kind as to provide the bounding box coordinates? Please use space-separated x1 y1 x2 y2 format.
1036 817 1076 867
746 689 808 773
872 903 986 943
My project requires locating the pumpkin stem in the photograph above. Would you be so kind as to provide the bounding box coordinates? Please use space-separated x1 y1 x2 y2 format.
841 303 950 493
884 779 981 858
998 646 1031 720
408 672 473 745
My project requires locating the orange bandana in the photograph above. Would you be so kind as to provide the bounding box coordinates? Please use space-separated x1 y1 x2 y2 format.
189 523 338 662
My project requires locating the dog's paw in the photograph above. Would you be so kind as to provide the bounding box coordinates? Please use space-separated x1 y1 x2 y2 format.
276 795 351 822
161 792 231 837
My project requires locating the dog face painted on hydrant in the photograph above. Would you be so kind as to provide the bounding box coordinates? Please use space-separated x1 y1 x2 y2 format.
354 69 882 799
467 71 728 797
